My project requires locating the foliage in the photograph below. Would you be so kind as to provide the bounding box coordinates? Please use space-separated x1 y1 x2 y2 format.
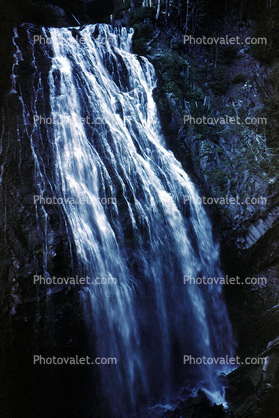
211 168 229 193
132 23 154 54
130 7 156 55
154 52 207 106
154 52 188 98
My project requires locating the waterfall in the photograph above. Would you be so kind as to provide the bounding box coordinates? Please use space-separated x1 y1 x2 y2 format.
20 23 233 416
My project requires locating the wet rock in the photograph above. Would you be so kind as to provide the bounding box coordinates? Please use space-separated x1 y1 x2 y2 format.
227 340 279 418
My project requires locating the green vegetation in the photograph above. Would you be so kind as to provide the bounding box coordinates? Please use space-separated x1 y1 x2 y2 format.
154 52 189 99
129 7 156 54
132 23 154 54
154 52 206 107
211 168 229 193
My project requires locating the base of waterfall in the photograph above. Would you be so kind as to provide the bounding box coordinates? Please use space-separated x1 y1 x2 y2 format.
139 390 231 418
134 374 233 418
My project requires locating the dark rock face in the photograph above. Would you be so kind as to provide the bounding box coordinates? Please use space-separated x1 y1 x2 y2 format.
145 21 279 418
147 21 279 323
0 24 97 418
227 337 279 418
148 23 279 271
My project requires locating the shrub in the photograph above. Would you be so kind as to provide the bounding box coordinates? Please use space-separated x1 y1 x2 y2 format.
211 168 229 193
132 23 153 54
154 52 190 99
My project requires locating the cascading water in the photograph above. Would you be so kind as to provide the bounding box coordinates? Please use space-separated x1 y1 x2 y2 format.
25 23 233 416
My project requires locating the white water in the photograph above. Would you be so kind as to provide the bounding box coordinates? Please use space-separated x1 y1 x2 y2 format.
42 24 234 416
